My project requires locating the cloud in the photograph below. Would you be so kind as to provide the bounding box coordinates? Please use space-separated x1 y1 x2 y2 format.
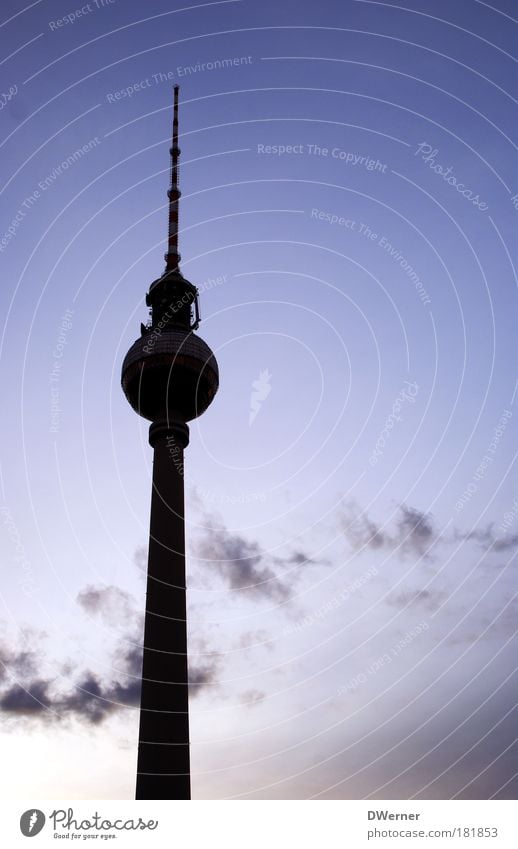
187 636 222 698
341 501 436 559
55 673 138 724
0 679 51 715
387 588 448 612
0 650 220 723
240 689 265 706
133 545 148 576
106 679 142 709
0 670 141 725
0 587 223 724
237 629 274 651
492 534 518 552
0 589 145 725
188 659 220 696
119 642 143 678
76 584 138 626
0 641 40 681
286 551 317 566
193 513 301 603
454 526 518 553
341 500 388 551
342 500 518 566
396 505 435 557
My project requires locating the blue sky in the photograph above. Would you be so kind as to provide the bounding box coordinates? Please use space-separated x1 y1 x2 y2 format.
0 0 516 799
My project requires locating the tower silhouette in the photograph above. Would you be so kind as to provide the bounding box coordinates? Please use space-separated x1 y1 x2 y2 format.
121 86 219 800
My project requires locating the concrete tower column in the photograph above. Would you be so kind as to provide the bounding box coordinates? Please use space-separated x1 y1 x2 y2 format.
136 420 191 801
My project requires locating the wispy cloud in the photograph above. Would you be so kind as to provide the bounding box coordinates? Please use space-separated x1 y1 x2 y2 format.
387 588 448 612
396 505 435 557
341 500 436 559
188 659 220 695
240 688 266 706
192 512 313 603
133 545 148 577
77 584 139 626
453 526 518 553
341 500 518 566
0 637 41 682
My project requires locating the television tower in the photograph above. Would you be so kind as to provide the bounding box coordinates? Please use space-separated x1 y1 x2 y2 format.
121 86 219 800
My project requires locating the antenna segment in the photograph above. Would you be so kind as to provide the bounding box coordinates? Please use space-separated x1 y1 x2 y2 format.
165 85 181 271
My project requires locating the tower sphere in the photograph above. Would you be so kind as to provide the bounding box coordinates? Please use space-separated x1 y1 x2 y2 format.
120 83 219 426
121 329 219 423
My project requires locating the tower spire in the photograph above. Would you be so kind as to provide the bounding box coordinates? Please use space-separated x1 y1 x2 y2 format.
165 84 181 272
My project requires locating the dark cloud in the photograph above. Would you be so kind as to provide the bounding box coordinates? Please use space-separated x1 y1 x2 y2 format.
341 501 436 559
0 602 221 723
0 589 144 725
453 526 518 553
193 514 298 603
120 642 143 678
0 679 51 714
108 679 142 707
396 505 435 557
493 534 518 552
55 671 142 724
59 674 114 724
342 501 518 567
188 659 219 696
0 664 141 725
285 551 317 566
0 649 218 723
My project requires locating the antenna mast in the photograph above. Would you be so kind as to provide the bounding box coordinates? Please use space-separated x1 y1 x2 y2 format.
165 84 181 272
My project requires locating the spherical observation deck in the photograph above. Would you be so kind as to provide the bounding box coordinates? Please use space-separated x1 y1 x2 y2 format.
121 329 219 423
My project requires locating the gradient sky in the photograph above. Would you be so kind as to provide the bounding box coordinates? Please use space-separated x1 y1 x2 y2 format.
0 0 516 800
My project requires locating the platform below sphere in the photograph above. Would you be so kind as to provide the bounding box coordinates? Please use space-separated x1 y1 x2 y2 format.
121 329 219 422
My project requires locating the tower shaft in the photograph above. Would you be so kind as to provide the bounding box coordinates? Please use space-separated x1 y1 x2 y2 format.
135 421 191 800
